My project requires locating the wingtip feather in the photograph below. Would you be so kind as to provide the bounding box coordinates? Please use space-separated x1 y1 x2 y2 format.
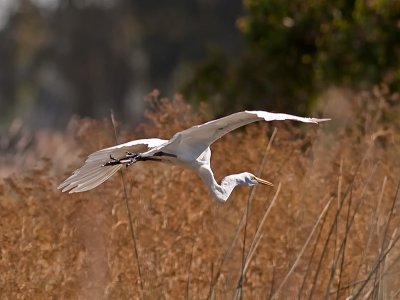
314 118 331 123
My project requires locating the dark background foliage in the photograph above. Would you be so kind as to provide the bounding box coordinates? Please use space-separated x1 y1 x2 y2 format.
184 0 400 114
1 0 399 132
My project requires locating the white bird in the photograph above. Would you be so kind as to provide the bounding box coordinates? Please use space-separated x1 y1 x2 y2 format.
59 111 329 202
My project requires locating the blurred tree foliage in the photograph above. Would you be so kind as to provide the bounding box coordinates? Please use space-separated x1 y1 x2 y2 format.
0 0 143 129
183 0 400 115
0 0 243 130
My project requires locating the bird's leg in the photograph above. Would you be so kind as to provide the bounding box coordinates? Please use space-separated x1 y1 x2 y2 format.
119 152 140 167
153 151 177 158
102 153 138 167
102 152 166 167
125 155 138 167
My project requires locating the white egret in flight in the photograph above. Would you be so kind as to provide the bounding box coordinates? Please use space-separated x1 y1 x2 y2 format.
59 111 329 202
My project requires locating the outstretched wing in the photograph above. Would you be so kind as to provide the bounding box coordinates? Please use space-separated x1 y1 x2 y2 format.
58 138 167 193
158 111 329 157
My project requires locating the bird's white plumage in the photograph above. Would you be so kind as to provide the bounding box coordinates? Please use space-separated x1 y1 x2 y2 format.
59 110 329 201
153 111 329 160
59 138 167 193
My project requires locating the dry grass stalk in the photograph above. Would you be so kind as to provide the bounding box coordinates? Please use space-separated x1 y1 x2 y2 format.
233 182 281 300
237 127 278 299
272 196 334 299
352 176 387 289
111 110 144 296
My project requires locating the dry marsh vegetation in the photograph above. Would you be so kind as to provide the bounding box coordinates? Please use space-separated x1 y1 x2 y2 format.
1 88 400 299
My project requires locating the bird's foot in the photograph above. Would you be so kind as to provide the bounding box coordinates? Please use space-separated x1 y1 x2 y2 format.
124 152 139 167
126 152 138 159
126 158 137 167
102 154 122 167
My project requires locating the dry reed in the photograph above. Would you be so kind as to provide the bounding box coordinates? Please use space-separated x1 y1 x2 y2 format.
1 88 400 299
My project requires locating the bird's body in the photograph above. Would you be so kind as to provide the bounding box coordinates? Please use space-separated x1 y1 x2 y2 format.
59 110 329 202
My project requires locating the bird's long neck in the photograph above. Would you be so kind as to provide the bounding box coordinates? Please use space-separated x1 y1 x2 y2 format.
197 166 243 202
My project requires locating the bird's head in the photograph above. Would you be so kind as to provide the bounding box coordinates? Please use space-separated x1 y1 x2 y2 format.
240 172 273 187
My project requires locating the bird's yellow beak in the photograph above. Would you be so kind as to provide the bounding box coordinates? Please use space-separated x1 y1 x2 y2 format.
254 176 274 186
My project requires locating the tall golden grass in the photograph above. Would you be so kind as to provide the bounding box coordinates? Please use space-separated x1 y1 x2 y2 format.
1 88 400 299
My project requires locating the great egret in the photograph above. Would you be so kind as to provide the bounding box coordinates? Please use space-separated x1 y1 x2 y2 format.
59 111 329 202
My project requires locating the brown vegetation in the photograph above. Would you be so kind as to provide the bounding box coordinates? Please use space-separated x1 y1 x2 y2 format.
1 88 400 299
